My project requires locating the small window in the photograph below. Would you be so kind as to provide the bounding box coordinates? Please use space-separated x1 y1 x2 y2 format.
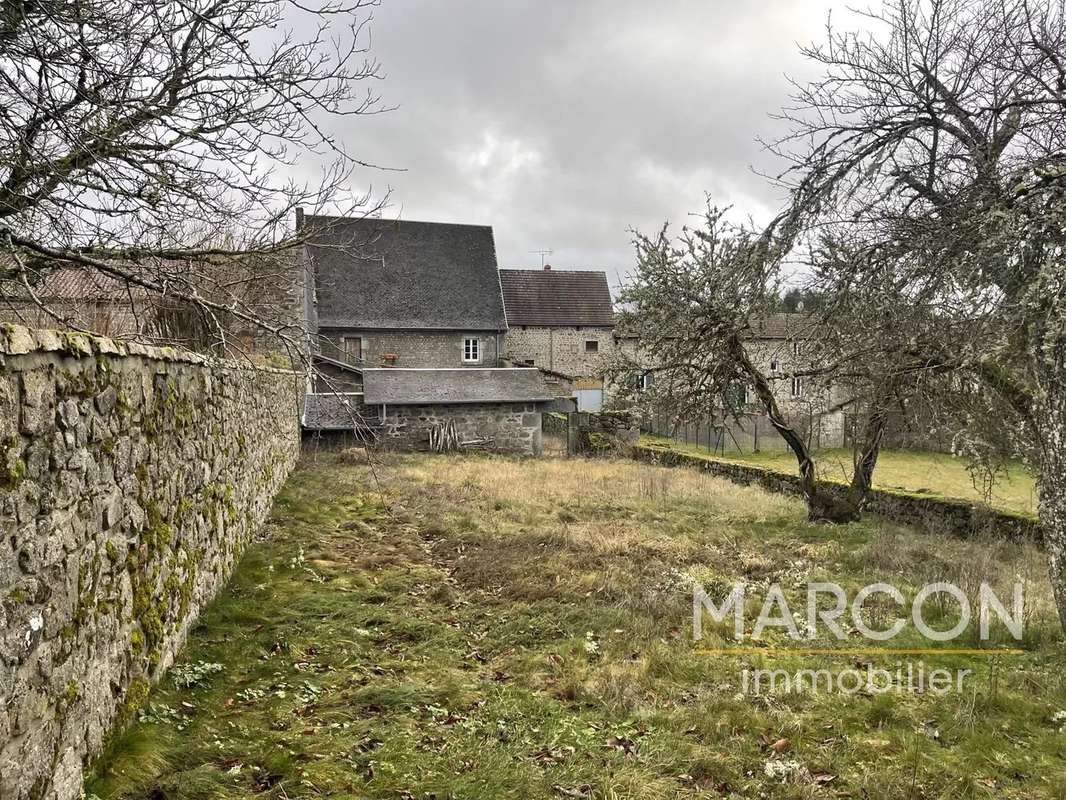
463 337 481 363
770 359 779 373
342 336 362 361
585 340 599 353
791 341 801 357
790 376 803 397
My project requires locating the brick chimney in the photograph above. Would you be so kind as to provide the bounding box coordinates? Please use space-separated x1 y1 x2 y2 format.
295 207 305 231
543 263 551 271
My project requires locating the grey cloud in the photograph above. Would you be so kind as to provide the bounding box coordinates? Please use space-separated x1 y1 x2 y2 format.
308 0 846 288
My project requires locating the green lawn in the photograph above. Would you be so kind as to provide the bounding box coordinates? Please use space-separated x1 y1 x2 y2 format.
642 437 1038 516
86 453 1065 800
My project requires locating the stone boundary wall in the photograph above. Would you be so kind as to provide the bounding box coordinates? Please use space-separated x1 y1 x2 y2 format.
633 444 1042 544
571 410 640 455
0 325 302 800
377 402 543 455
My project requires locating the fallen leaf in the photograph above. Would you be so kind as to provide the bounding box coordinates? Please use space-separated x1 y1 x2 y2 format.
551 784 592 798
531 745 574 765
606 736 638 756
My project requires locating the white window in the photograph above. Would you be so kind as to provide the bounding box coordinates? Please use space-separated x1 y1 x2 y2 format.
790 376 803 397
791 341 801 357
632 372 653 392
463 337 481 363
770 359 779 373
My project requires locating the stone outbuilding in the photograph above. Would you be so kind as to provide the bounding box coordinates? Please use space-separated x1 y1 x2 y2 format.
499 266 615 410
303 367 558 455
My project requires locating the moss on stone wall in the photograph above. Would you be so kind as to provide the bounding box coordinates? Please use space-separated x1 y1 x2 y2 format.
0 326 302 800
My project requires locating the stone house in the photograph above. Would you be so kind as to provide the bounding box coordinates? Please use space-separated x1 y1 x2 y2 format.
299 214 560 454
299 213 508 373
620 312 847 450
0 267 147 336
0 255 309 361
499 266 615 411
743 313 845 447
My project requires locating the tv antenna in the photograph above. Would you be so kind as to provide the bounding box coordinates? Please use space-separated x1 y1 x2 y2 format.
529 249 553 267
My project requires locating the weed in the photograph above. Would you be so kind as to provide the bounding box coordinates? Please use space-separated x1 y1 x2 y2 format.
86 452 1066 800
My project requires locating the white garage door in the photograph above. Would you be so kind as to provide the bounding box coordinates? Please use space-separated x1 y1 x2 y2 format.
574 389 603 412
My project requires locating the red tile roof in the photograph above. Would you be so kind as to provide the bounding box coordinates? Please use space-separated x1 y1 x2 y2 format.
0 267 150 301
499 268 614 327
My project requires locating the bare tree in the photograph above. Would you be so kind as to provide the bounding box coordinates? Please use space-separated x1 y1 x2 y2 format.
768 0 1066 626
615 206 903 522
0 0 387 357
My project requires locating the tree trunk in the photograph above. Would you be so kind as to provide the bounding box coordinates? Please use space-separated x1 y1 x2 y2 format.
1036 372 1066 632
732 336 859 523
847 396 890 512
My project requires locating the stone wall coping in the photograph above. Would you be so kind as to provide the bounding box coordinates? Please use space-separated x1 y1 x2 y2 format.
633 442 1042 542
0 322 298 374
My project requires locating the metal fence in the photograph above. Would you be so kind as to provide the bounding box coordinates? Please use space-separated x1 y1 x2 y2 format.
644 410 832 455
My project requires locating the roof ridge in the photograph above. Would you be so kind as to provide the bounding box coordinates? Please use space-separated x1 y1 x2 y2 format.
304 214 492 230
499 267 610 275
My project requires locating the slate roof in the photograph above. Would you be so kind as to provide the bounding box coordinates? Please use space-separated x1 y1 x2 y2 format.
499 269 614 327
302 215 507 330
750 313 818 339
362 368 554 405
303 393 372 430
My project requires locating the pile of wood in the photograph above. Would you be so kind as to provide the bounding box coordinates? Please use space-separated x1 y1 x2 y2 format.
428 420 495 453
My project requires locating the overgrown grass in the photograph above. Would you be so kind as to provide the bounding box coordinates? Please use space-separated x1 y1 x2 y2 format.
86 452 1066 799
642 436 1037 516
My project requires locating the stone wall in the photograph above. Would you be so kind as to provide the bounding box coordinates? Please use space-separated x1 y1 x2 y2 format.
319 328 503 369
633 443 1041 543
374 402 543 455
504 326 614 377
571 410 640 455
0 325 302 800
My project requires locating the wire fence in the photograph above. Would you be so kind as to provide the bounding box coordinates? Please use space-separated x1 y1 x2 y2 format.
644 410 842 455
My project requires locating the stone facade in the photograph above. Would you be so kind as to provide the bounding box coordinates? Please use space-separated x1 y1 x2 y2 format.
504 326 614 377
0 324 301 800
372 402 543 455
743 339 846 447
0 253 311 364
0 302 143 341
617 333 847 449
320 329 503 369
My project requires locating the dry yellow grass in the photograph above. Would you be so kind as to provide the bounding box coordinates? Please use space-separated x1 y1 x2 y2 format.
400 455 800 519
89 452 1066 800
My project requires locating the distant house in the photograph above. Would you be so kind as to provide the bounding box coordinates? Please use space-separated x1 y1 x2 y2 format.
748 313 833 408
300 214 508 375
500 266 615 411
0 267 148 337
625 312 847 451
299 214 560 454
0 258 305 358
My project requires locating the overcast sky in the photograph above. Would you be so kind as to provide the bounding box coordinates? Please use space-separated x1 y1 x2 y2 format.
327 0 846 288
